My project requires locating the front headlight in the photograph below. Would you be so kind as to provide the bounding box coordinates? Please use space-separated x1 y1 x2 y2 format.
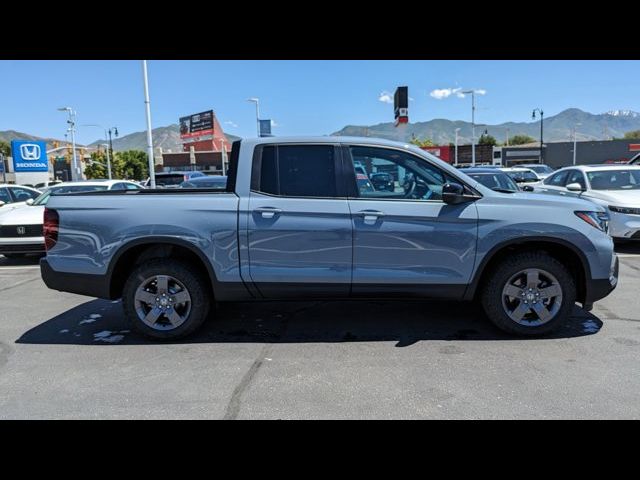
575 211 610 233
609 205 640 215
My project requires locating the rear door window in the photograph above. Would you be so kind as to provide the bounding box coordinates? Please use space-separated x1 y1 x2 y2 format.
253 145 338 198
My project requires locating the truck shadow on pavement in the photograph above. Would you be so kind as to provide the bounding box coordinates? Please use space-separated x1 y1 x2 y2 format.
17 298 604 347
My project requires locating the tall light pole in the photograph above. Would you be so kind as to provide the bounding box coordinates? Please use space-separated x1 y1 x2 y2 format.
247 97 260 137
454 127 460 166
506 128 510 146
142 60 156 188
58 107 79 181
532 108 544 163
82 124 112 179
461 90 481 166
572 123 582 166
107 127 118 167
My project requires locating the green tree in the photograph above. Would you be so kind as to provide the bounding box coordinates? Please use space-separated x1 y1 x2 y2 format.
114 150 149 180
623 130 640 140
409 136 435 148
84 152 108 179
508 134 537 145
0 140 10 157
478 134 498 146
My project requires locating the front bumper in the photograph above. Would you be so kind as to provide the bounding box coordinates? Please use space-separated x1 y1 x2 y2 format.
608 211 640 239
584 254 618 307
0 237 45 254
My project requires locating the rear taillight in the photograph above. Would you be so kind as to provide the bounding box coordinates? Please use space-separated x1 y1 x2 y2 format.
43 208 59 251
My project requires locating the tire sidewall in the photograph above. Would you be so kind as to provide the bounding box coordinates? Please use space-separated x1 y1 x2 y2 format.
482 253 576 336
122 259 211 340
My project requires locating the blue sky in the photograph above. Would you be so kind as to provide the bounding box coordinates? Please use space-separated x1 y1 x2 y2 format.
1 60 639 144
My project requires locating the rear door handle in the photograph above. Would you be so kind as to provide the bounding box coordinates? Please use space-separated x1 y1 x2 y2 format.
356 210 385 223
254 207 282 219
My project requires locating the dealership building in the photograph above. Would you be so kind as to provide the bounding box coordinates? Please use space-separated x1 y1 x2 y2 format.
423 138 640 168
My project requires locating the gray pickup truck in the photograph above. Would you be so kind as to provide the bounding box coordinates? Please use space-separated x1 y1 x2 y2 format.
40 137 618 339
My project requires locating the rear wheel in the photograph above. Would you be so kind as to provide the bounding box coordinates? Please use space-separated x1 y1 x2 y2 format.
122 258 211 340
481 252 576 336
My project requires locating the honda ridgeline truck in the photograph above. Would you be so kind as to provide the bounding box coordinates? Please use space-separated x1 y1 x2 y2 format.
40 137 618 339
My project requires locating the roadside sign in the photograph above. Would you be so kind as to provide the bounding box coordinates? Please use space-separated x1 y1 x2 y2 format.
11 140 49 172
259 119 272 137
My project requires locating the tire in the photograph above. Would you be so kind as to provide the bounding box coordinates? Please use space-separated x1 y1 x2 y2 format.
481 251 576 336
122 258 211 340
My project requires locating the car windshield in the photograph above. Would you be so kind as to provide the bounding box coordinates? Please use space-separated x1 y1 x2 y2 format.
179 178 227 189
527 165 554 174
469 172 519 192
32 185 109 205
506 171 538 182
587 170 640 190
155 175 187 187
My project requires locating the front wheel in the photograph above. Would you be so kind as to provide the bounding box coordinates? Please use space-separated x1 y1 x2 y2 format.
122 259 211 340
481 252 576 336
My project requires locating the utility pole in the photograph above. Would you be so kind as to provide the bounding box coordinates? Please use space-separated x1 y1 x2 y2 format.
247 98 260 137
532 108 544 163
572 123 581 166
462 90 480 166
142 60 156 188
454 128 460 166
506 128 510 146
58 107 79 180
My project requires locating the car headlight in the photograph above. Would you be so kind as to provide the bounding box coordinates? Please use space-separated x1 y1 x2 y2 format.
609 205 640 215
575 211 609 233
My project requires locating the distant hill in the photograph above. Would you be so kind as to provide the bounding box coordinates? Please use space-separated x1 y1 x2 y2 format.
332 108 640 144
89 124 242 152
0 130 69 150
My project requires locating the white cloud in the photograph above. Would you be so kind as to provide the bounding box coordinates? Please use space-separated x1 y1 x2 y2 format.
224 121 238 128
430 87 486 99
378 91 393 104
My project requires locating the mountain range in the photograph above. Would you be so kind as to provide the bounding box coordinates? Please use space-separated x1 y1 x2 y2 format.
332 108 640 144
2 108 640 153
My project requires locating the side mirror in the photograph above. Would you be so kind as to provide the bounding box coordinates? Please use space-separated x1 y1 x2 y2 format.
566 182 585 192
521 185 535 192
442 182 469 205
26 199 35 206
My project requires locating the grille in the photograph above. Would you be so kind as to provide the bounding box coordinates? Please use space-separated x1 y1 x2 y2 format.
0 244 45 253
0 224 43 237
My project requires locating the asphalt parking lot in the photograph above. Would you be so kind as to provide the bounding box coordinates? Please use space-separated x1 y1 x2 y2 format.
1 246 639 419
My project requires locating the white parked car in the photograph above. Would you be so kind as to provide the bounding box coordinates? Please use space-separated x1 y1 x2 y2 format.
0 184 42 212
518 164 555 180
0 180 142 258
535 165 640 240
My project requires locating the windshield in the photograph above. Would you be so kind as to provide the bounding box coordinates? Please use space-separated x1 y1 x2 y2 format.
468 172 519 192
527 165 553 174
155 175 187 187
587 170 640 190
505 171 538 183
180 178 227 189
32 185 109 206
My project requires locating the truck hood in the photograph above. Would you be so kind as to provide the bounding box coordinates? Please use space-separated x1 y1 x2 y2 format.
493 190 606 213
0 205 44 226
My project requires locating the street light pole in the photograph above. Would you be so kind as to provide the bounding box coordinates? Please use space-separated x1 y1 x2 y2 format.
142 60 156 188
532 108 544 163
82 124 113 179
454 128 460 166
58 107 79 181
247 98 260 137
462 90 479 166
572 123 582 166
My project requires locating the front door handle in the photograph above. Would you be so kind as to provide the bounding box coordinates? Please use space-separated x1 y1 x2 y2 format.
356 210 385 223
254 207 282 219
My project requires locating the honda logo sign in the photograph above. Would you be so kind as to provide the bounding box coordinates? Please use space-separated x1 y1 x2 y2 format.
11 140 49 172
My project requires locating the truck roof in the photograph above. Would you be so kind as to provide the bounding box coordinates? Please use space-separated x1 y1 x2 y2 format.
242 136 417 149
